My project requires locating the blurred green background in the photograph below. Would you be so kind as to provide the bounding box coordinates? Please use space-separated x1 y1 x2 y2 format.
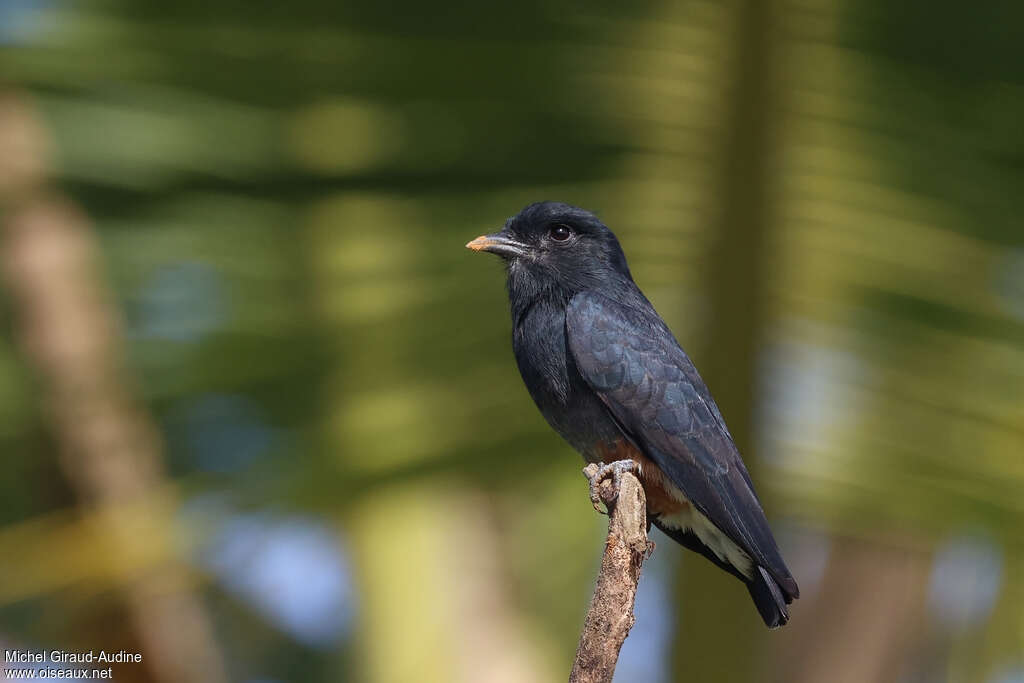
1 0 1022 681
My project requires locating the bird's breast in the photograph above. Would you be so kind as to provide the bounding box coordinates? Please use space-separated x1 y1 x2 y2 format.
512 301 624 455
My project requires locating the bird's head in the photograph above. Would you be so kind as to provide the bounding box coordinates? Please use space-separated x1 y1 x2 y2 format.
467 202 632 302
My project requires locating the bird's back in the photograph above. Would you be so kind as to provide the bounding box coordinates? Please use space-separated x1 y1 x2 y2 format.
564 289 798 624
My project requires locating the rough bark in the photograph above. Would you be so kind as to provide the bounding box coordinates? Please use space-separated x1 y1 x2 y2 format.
569 466 652 683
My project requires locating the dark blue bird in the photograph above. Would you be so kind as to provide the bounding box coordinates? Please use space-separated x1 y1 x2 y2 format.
467 201 798 627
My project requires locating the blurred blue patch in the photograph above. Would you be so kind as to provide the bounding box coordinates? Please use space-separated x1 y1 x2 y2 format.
774 522 832 598
203 513 354 647
134 261 226 342
993 248 1024 320
757 338 868 467
928 532 1003 630
0 0 49 44
989 665 1024 683
167 394 278 473
613 546 674 683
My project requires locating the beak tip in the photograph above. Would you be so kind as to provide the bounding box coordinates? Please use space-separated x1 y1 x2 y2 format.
466 236 489 252
466 233 523 258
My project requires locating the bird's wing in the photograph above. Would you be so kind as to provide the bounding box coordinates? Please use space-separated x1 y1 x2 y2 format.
566 291 797 596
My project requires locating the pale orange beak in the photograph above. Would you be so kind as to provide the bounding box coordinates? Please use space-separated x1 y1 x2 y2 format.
466 235 496 251
465 233 528 258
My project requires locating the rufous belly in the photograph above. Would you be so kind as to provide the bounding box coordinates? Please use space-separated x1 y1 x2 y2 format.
595 438 753 577
595 438 691 519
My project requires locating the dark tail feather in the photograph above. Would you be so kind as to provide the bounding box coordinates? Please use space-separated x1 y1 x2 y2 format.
748 566 790 628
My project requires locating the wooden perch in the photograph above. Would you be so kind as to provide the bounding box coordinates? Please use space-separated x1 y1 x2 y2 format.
569 464 653 683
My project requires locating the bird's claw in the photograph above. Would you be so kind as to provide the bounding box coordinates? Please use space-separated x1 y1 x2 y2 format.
584 459 640 514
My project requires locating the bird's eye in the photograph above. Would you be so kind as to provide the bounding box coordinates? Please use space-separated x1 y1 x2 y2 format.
549 224 573 242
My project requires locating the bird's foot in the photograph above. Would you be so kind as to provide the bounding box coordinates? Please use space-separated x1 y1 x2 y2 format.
583 459 640 514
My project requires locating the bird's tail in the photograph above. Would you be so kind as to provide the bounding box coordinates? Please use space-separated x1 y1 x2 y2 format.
747 566 791 629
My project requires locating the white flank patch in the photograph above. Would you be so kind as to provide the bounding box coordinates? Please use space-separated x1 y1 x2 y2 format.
661 503 754 579
641 464 755 579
